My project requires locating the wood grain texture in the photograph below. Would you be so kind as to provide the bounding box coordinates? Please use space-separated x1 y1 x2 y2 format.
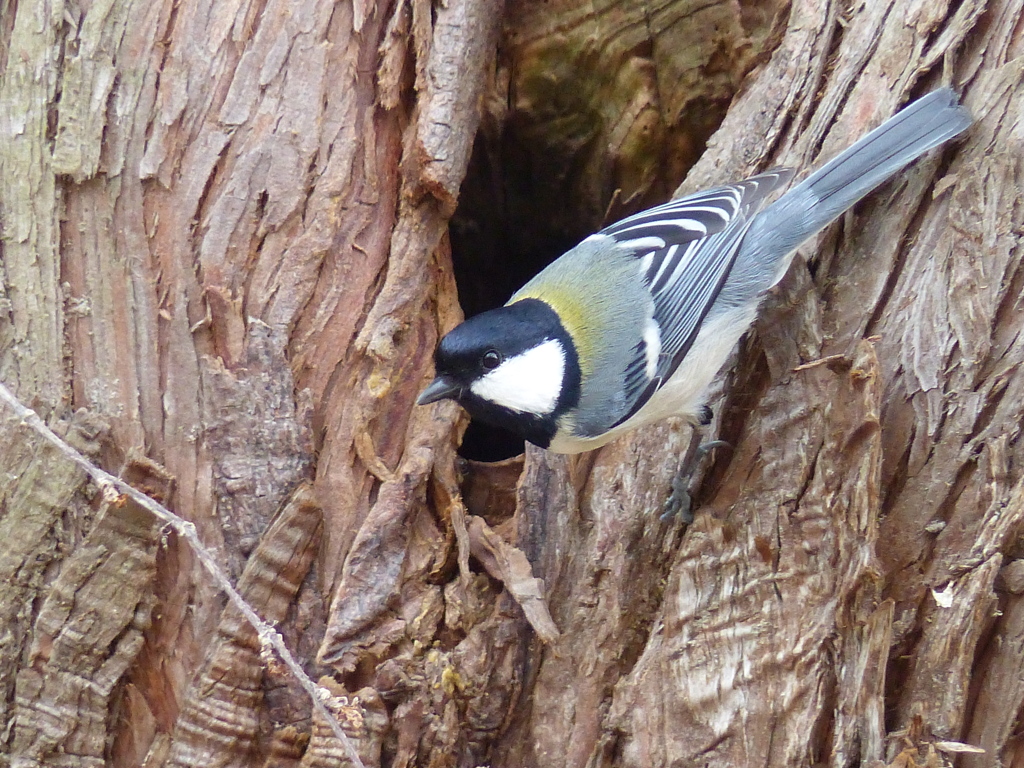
10 500 158 767
0 0 67 412
0 408 93 760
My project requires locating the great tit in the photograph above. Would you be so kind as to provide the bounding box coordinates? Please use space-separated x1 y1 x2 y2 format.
418 89 971 453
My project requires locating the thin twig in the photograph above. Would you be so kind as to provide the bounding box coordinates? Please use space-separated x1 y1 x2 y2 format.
792 354 847 372
0 381 365 768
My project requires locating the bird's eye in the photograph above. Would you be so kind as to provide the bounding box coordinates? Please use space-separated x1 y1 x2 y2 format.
482 350 502 370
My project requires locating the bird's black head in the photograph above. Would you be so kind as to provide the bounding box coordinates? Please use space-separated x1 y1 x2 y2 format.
417 298 581 448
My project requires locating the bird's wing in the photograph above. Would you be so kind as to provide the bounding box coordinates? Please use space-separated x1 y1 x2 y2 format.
600 170 793 427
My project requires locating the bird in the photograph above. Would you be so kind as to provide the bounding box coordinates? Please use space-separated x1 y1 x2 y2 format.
417 88 972 454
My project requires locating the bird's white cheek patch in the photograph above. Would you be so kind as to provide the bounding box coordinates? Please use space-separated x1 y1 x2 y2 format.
470 339 566 415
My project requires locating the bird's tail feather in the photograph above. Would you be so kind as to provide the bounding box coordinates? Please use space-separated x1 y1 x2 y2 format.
787 87 971 234
746 88 971 274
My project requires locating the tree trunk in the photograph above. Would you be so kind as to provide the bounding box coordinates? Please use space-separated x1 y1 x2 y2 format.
0 0 1021 766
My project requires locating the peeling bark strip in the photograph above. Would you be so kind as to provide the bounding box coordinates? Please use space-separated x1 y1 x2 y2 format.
160 486 322 768
415 0 503 212
467 515 559 643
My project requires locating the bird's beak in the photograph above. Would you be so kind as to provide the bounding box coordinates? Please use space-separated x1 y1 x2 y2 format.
416 376 462 405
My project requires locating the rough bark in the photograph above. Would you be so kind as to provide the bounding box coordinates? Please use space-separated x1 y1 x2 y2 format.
486 0 1024 765
0 0 1020 766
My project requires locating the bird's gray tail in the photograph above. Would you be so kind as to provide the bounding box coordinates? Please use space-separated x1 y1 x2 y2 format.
744 87 972 279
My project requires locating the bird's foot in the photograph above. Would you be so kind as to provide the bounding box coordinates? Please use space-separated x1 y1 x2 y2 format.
661 439 731 523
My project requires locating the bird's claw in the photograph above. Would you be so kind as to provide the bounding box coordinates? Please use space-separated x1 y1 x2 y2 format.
661 439 732 522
